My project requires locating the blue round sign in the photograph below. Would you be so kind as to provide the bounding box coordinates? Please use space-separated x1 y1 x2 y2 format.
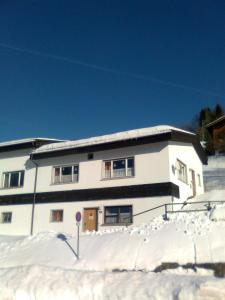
76 211 81 222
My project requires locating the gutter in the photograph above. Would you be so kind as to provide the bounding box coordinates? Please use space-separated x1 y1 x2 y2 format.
30 159 38 235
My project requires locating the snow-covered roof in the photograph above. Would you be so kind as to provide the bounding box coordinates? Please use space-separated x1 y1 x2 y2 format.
0 138 64 148
33 125 194 155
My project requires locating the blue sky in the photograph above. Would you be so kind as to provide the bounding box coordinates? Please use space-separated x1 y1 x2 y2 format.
0 0 224 141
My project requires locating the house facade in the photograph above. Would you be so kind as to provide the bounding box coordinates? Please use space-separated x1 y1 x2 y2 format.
0 126 207 235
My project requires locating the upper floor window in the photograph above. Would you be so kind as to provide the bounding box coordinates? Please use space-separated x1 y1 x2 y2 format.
3 171 24 188
103 157 134 179
176 159 187 183
1 212 12 223
52 165 79 184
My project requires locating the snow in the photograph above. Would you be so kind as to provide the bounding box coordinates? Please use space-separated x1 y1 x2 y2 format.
210 204 225 221
0 203 225 299
32 125 194 154
0 138 64 148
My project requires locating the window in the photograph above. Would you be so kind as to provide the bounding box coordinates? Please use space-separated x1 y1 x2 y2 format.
103 157 134 179
52 165 79 184
105 206 132 225
50 210 63 222
176 160 187 183
3 171 24 188
88 153 94 160
1 212 12 223
197 174 201 187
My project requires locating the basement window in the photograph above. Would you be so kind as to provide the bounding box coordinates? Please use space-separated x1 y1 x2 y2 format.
1 212 12 223
104 206 132 225
50 210 63 222
52 165 79 184
3 171 24 188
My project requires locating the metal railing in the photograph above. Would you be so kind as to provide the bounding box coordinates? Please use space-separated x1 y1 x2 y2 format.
132 200 225 221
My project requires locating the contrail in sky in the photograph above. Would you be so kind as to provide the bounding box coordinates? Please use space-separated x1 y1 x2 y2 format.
0 42 224 99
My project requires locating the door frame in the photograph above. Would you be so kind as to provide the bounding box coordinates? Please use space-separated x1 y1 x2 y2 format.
83 207 98 231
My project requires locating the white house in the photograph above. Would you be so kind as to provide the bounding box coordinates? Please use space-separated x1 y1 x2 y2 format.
0 125 207 235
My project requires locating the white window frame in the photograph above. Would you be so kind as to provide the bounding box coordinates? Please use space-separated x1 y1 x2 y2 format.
52 164 79 184
176 159 188 184
2 170 25 189
1 212 12 223
102 157 135 179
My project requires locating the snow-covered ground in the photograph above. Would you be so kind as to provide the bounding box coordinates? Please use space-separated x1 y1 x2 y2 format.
0 202 225 299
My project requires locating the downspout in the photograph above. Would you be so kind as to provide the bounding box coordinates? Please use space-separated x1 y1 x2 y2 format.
30 157 38 235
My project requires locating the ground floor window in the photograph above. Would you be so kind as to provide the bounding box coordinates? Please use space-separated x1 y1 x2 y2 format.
1 212 12 223
104 205 132 225
50 209 63 222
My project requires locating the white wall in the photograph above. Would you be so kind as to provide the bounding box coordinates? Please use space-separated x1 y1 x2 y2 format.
0 149 36 195
0 204 32 235
35 142 170 193
0 196 172 235
168 141 204 202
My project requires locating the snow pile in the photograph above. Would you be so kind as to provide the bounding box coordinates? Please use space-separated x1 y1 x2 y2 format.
210 204 225 221
0 205 225 299
33 125 193 154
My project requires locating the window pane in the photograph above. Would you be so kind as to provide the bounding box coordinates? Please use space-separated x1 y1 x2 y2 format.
20 171 25 187
119 206 132 223
73 165 79 182
127 158 134 176
51 210 63 222
10 172 19 187
113 160 126 177
61 166 72 183
4 173 9 188
2 212 12 223
104 161 111 178
54 167 60 184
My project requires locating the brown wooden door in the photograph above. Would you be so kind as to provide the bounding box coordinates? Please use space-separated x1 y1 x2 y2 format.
83 208 97 231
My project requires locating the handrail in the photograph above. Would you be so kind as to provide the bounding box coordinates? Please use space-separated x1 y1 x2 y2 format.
132 200 225 221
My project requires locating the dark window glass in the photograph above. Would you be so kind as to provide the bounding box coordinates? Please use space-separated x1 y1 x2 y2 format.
88 153 94 160
61 166 72 183
20 171 25 186
10 172 19 187
62 167 72 175
105 206 132 225
2 212 12 223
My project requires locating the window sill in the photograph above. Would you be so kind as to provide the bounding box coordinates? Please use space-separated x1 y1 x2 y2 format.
51 181 79 186
0 186 23 190
102 223 132 226
101 176 135 181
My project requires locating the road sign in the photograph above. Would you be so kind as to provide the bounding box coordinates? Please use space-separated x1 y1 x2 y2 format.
75 211 81 223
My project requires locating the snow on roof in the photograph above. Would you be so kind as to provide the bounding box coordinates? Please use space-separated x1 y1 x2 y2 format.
0 138 64 148
33 125 194 154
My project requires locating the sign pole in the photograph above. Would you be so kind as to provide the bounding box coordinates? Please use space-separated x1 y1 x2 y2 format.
77 222 80 259
75 211 81 260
